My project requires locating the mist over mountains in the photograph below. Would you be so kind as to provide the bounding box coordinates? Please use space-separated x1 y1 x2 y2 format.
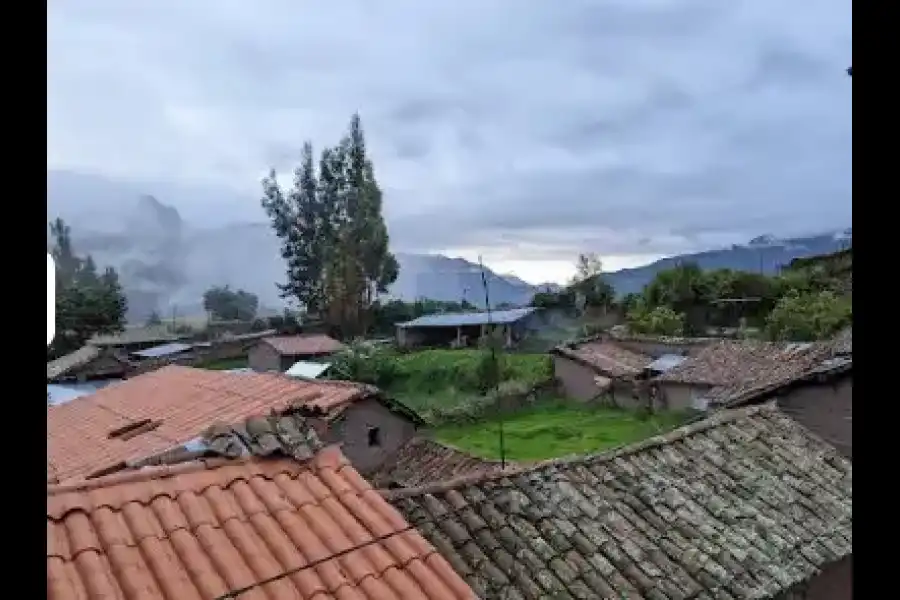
47 170 851 322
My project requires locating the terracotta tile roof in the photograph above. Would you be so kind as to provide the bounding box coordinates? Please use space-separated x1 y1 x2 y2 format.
553 340 652 378
47 447 476 600
385 404 852 599
47 366 375 483
262 334 345 356
369 437 513 489
652 340 833 405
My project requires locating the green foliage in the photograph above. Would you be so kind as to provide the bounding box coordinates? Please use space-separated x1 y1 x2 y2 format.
145 311 162 327
202 285 259 321
368 298 476 336
765 290 852 341
530 289 575 310
625 251 851 341
626 302 685 336
49 218 128 359
328 340 401 388
261 114 398 337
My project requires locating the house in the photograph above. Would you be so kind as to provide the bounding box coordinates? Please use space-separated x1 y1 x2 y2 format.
47 440 477 599
368 436 514 489
607 329 718 358
129 341 195 361
47 365 422 483
649 339 832 411
722 327 852 459
550 338 653 404
385 403 852 599
88 326 187 353
396 307 539 349
247 333 345 372
47 345 132 383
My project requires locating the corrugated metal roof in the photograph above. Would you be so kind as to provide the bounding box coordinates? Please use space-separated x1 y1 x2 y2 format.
285 360 332 379
131 342 194 359
47 380 123 407
397 307 536 329
646 354 688 373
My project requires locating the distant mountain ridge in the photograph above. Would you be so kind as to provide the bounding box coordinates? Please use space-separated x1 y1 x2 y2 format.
47 169 851 318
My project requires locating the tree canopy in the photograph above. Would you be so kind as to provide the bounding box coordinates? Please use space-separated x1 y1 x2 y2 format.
261 114 398 337
49 218 128 359
202 285 259 321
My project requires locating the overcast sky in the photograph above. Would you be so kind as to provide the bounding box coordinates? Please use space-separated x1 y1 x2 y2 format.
48 1 852 283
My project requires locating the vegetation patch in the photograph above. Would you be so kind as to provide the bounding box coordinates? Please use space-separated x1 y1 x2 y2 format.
435 402 689 461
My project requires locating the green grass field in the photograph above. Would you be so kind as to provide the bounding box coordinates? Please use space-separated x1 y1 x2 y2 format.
434 402 689 461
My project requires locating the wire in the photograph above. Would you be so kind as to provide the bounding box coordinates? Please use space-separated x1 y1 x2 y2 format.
214 525 417 600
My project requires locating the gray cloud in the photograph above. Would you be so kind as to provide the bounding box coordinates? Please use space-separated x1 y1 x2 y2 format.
48 0 852 260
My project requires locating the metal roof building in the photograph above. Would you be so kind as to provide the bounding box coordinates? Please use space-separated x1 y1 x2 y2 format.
130 342 194 359
396 307 536 329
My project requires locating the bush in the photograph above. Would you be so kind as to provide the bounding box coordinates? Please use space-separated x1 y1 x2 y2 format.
328 340 401 388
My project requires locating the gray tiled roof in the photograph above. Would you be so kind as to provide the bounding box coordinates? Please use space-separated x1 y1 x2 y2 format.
385 404 852 599
368 437 514 488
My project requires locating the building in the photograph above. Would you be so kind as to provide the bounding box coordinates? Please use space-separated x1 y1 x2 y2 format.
47 441 476 599
285 359 333 379
396 307 539 349
248 334 345 372
47 365 422 483
47 345 132 383
550 338 653 404
129 341 195 361
385 403 852 599
368 436 514 489
723 327 852 459
649 339 832 411
88 326 187 353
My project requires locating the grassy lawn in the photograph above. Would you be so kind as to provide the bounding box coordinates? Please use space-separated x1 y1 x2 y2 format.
434 403 690 461
198 356 249 370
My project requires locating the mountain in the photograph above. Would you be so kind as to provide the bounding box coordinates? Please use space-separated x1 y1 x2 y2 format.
602 228 853 296
47 170 851 318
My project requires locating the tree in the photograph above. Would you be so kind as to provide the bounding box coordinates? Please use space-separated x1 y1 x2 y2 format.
261 114 399 337
49 218 128 359
626 301 685 336
570 253 614 309
202 285 259 321
765 290 851 341
145 310 163 326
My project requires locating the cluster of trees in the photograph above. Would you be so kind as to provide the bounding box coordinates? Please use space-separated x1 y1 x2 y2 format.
48 218 128 359
529 250 851 342
202 285 259 321
623 260 851 340
531 253 614 311
261 114 398 339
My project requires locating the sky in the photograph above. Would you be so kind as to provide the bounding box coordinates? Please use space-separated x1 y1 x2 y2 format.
48 1 852 284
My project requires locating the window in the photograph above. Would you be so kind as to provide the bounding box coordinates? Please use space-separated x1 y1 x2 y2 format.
367 426 381 447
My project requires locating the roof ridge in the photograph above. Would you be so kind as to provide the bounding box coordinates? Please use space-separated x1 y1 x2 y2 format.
48 446 348 496
383 402 782 499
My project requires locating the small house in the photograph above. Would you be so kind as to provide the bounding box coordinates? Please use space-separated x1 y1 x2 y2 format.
47 345 132 384
396 307 539 349
650 339 832 412
247 334 344 372
47 365 421 483
722 326 852 458
550 338 653 405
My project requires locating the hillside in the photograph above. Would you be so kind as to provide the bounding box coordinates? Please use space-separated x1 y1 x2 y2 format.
603 229 853 296
48 170 852 318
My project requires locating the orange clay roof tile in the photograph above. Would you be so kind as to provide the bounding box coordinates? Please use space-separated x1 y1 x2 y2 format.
47 365 374 483
47 447 476 600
